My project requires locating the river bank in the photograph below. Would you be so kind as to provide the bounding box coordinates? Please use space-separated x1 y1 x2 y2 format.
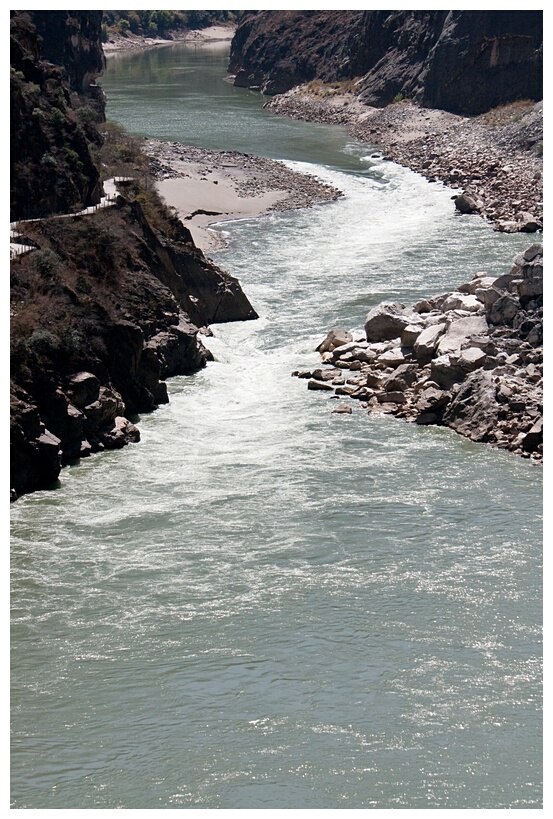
144 139 342 251
266 89 543 233
103 24 235 55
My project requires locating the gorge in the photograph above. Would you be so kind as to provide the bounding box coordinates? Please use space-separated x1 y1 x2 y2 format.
10 11 542 811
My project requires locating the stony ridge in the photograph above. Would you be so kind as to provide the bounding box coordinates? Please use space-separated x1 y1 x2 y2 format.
10 195 257 499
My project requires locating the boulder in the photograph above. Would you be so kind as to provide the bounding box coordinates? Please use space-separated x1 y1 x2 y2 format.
435 315 489 355
100 416 141 449
416 386 450 413
66 372 100 409
383 363 419 391
83 386 125 429
401 324 422 347
487 293 520 326
460 346 487 369
311 367 341 382
332 403 353 414
441 293 482 313
377 390 406 404
442 370 499 441
430 351 484 389
521 417 543 452
517 213 542 232
308 379 334 391
459 274 496 295
454 192 481 214
413 323 446 364
316 329 353 353
364 302 414 342
377 348 405 367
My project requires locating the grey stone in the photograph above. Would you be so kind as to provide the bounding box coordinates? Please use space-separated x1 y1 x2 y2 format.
364 302 413 342
454 192 481 214
383 363 419 391
377 348 405 367
413 323 446 364
307 379 334 391
66 371 100 409
441 293 482 313
487 293 520 326
316 329 353 353
442 370 498 442
401 324 422 347
521 417 543 452
436 315 489 356
377 390 406 404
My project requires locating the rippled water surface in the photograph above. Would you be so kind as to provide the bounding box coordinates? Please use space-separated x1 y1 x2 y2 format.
11 42 542 809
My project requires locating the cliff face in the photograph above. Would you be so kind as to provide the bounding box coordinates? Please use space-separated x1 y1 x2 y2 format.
230 10 543 115
10 11 105 220
10 12 258 498
10 197 257 499
229 11 363 95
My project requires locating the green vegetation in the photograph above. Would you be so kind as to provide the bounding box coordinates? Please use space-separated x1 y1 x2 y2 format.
101 10 243 39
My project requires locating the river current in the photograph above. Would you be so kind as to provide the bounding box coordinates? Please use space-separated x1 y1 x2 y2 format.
10 42 542 809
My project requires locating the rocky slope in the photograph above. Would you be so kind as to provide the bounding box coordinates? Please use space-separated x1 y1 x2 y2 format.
230 11 542 115
296 245 543 461
10 12 258 499
10 194 257 500
10 11 105 220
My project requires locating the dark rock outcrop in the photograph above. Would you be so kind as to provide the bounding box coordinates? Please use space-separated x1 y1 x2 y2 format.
10 196 257 500
230 11 542 115
10 12 259 500
297 245 542 461
10 11 105 220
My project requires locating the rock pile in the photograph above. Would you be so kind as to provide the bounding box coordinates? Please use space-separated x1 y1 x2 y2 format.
294 244 543 461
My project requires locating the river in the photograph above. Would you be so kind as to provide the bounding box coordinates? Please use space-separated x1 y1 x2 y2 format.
10 41 542 810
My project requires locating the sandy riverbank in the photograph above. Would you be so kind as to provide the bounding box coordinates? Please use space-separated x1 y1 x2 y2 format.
103 24 235 55
144 140 342 252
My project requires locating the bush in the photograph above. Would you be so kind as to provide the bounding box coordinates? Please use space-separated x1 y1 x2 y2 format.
27 329 61 357
32 248 62 277
50 106 66 129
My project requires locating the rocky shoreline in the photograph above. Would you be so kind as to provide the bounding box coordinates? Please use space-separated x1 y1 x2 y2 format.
295 244 543 462
266 90 543 234
10 193 258 500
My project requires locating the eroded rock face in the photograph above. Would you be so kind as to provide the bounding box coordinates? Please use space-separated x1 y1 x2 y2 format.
230 11 542 115
296 244 542 461
10 198 258 499
10 11 105 220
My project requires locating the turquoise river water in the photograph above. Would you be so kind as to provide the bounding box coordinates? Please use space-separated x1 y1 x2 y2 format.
10 42 542 809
